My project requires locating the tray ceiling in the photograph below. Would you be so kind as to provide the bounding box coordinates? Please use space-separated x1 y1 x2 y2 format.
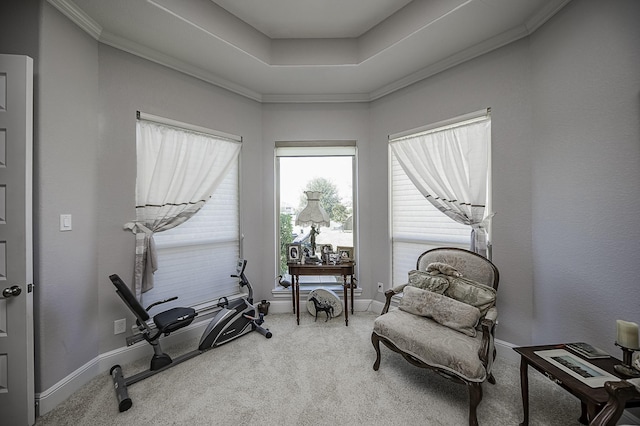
48 0 571 102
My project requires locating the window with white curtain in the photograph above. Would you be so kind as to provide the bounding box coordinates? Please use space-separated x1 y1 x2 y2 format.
389 110 491 286
137 116 241 310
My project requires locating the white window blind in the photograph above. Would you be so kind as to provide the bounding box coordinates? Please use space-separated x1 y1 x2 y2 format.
391 154 470 285
140 139 241 310
390 110 491 286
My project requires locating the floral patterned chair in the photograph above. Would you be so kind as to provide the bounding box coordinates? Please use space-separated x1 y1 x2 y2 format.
371 247 499 426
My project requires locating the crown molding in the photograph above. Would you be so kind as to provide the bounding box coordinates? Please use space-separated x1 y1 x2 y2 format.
262 93 372 104
47 0 102 39
98 31 264 102
369 25 529 101
525 0 573 33
46 0 571 104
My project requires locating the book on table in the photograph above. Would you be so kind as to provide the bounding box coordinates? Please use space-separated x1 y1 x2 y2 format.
565 342 610 359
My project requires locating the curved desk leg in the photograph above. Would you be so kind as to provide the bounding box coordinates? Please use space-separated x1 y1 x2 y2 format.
291 280 296 314
519 357 529 426
343 274 348 326
350 274 354 314
294 275 300 325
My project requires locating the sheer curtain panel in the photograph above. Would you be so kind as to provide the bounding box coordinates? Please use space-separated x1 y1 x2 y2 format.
126 120 241 298
390 116 492 257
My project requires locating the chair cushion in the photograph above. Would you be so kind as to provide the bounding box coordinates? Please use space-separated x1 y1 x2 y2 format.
153 307 197 333
407 270 449 293
373 309 487 382
444 276 496 316
399 286 481 337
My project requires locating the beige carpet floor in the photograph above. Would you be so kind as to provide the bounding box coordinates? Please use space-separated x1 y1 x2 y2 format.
36 312 585 425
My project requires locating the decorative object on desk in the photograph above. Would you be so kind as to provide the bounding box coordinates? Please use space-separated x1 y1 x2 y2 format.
321 244 333 264
614 343 640 378
565 342 610 359
336 246 353 262
277 275 291 289
306 288 342 318
295 191 330 262
617 320 639 348
614 319 640 377
534 349 619 388
286 243 301 263
308 296 334 322
257 300 270 315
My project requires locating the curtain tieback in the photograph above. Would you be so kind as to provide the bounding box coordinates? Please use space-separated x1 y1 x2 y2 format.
471 212 496 230
124 222 153 235
123 222 158 274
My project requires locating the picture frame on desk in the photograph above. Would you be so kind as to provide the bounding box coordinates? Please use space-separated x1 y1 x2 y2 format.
321 244 333 264
287 243 301 263
336 246 353 262
535 349 618 388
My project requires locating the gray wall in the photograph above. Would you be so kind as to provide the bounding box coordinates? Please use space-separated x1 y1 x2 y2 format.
529 0 640 348
2 0 639 408
38 0 101 390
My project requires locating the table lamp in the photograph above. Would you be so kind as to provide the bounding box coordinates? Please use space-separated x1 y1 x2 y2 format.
295 191 330 261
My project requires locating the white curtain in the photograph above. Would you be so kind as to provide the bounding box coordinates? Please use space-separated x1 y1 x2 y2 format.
126 120 241 298
390 119 492 257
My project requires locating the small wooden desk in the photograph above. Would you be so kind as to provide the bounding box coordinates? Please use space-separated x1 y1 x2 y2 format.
514 344 640 425
287 262 355 326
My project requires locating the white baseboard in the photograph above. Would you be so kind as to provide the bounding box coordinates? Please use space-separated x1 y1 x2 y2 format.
36 299 640 426
36 319 210 416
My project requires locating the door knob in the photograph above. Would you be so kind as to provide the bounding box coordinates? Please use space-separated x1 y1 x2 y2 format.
2 285 22 298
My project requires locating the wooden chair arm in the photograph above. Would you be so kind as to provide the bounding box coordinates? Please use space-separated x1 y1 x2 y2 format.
590 380 640 426
381 284 408 314
478 308 498 372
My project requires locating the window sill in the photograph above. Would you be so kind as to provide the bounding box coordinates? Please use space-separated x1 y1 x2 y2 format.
271 285 362 299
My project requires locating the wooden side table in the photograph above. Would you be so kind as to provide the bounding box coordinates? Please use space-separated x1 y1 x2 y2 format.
514 344 640 425
287 262 355 326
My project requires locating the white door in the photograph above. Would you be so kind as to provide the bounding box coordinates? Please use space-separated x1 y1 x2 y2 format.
0 54 35 426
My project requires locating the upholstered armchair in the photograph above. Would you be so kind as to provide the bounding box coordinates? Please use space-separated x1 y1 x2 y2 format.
589 379 640 426
372 247 499 426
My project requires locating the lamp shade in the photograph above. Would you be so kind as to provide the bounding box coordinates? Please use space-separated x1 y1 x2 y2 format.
295 191 330 227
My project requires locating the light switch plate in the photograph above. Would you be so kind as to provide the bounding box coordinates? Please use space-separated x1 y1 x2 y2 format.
60 214 72 231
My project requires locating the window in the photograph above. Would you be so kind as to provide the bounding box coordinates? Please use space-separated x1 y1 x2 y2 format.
276 141 357 286
389 110 491 286
135 113 242 310
146 161 240 309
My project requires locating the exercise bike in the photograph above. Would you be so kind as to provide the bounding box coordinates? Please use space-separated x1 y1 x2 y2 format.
108 259 271 412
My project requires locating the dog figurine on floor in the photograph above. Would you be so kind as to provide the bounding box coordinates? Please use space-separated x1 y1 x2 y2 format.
309 296 334 322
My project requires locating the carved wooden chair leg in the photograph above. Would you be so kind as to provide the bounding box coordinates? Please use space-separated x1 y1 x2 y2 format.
371 333 382 371
468 382 482 426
